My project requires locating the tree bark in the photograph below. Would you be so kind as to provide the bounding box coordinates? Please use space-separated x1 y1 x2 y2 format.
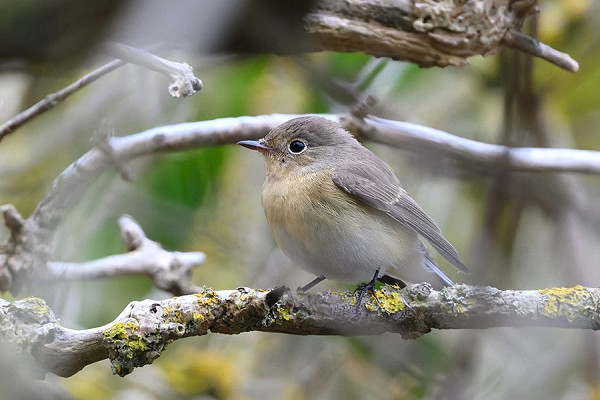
2 284 599 377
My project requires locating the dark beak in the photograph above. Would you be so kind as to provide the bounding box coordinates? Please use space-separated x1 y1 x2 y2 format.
237 140 272 154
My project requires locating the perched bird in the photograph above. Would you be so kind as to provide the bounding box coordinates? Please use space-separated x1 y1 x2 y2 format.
238 116 467 300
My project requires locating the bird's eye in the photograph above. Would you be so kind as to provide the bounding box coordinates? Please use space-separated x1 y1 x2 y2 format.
288 139 307 154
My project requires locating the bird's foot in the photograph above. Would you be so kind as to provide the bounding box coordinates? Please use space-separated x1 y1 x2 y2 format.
354 269 380 311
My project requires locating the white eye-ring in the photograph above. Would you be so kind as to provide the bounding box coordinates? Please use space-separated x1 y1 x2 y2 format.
288 139 307 154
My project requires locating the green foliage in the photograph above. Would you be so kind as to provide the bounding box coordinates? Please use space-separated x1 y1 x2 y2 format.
191 56 272 119
139 147 228 248
326 52 372 79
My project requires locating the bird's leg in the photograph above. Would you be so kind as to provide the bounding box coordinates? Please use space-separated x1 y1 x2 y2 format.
354 269 380 311
297 275 326 292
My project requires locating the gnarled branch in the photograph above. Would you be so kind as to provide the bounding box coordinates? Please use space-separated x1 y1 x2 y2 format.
1 284 598 377
306 0 578 71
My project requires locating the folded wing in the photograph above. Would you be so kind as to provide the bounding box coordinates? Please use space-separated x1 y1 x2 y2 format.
331 154 468 273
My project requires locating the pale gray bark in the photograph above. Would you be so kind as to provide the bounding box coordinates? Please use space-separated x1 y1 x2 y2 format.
2 284 598 377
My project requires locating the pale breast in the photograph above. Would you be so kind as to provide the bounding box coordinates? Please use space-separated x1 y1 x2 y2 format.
262 169 423 282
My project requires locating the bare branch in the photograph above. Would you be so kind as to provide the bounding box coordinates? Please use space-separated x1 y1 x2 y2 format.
47 215 205 296
103 42 203 98
362 116 600 174
503 29 579 72
0 43 202 143
2 284 598 377
0 59 124 143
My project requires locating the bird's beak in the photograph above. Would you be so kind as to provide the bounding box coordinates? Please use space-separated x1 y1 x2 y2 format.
237 139 272 154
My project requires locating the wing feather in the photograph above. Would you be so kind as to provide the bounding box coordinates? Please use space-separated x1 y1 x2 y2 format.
331 153 468 273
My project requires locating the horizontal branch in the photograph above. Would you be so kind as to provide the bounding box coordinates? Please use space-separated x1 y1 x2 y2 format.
362 116 600 174
2 284 598 377
31 113 600 238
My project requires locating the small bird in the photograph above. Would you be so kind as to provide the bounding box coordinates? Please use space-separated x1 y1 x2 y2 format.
238 116 467 300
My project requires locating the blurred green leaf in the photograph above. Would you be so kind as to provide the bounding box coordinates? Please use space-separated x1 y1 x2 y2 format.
139 146 228 248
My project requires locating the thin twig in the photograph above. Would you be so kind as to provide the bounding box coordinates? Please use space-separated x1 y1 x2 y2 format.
503 29 579 72
0 60 125 142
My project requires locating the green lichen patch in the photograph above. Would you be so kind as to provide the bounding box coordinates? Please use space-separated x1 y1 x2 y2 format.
539 285 599 323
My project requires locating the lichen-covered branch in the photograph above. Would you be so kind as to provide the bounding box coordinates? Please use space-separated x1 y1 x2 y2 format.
306 0 578 71
1 284 598 378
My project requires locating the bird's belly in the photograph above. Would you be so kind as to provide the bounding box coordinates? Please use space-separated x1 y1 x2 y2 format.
264 179 422 282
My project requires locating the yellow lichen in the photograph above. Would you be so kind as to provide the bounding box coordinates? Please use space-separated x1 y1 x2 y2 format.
374 288 405 314
539 285 597 321
104 321 146 349
195 290 219 307
192 313 205 323
174 309 184 322
124 321 139 333
104 322 127 340
127 334 148 352
26 297 53 319
276 307 290 321
455 304 467 313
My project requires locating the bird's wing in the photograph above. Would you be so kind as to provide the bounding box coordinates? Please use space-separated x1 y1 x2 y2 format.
331 155 468 273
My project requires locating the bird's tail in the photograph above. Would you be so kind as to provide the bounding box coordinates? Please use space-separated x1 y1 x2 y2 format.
419 241 455 286
423 256 455 286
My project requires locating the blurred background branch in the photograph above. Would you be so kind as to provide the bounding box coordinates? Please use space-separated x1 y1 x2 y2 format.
0 43 202 143
48 215 205 296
